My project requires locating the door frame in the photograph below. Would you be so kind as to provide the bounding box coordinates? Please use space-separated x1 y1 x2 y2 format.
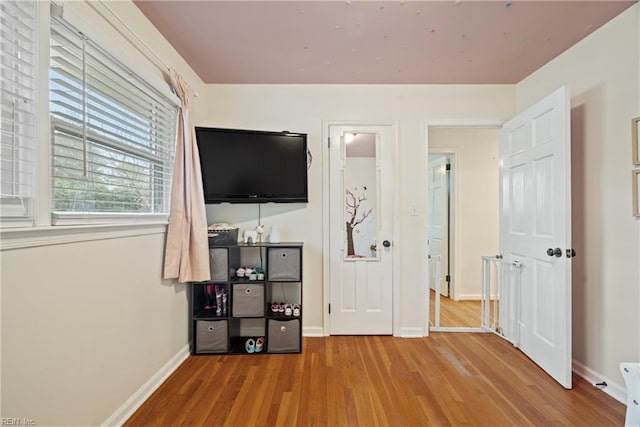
322 120 400 336
425 119 503 333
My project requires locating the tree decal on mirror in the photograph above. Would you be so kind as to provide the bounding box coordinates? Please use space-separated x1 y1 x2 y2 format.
345 187 373 257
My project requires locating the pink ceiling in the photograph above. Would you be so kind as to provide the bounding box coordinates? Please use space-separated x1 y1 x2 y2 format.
134 0 636 84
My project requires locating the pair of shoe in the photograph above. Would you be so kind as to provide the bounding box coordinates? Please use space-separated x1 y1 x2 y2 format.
245 337 264 354
271 302 285 314
271 302 301 317
282 303 301 316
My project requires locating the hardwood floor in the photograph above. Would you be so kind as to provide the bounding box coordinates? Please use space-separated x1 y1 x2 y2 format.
125 334 625 426
430 290 484 328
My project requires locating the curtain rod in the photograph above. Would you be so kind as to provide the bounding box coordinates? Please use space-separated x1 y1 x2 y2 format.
86 0 199 97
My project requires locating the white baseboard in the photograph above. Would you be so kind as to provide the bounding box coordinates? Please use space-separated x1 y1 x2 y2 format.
457 294 482 300
430 327 486 333
102 344 190 427
397 327 426 338
572 359 626 404
302 326 325 337
303 326 429 337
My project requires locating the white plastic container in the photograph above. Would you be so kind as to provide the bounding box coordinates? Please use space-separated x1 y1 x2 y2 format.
269 226 281 243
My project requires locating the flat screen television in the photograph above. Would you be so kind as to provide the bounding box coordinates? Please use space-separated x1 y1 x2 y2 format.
194 127 309 204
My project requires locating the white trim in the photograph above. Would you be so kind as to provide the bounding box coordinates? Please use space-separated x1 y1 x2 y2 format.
101 344 190 427
302 326 325 337
458 294 483 300
51 212 169 226
0 217 34 229
420 121 431 335
426 119 505 129
572 359 627 404
391 122 402 338
398 327 427 338
0 222 167 251
430 327 487 333
0 204 29 220
322 122 331 335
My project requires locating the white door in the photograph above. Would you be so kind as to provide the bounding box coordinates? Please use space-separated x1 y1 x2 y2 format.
329 125 395 335
427 155 449 297
500 86 572 389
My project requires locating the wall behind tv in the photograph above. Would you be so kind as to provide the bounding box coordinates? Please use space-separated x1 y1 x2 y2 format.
199 84 515 334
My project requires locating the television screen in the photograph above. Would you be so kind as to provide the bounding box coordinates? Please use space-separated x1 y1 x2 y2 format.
194 127 308 203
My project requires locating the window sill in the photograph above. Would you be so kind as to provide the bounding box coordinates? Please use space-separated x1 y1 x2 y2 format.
51 212 169 226
0 221 169 251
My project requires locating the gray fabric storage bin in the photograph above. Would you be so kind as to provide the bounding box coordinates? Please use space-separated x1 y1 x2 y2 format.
268 248 301 281
209 248 229 281
195 320 228 353
267 319 300 353
232 283 264 317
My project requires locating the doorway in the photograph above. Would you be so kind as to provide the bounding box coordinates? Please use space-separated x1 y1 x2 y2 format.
427 127 500 330
425 87 572 389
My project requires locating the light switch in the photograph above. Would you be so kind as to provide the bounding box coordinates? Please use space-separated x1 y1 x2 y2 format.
409 204 419 216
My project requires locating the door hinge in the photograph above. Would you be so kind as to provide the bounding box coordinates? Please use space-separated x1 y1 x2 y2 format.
445 275 451 282
328 137 331 148
328 303 331 314
446 164 451 171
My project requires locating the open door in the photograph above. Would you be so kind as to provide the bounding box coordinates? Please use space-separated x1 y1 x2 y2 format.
500 86 572 389
427 155 449 298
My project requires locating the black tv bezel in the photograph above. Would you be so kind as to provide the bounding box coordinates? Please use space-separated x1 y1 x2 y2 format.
195 127 309 204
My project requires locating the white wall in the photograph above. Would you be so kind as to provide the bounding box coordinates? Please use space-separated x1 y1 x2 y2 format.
201 84 515 334
1 0 207 425
516 4 640 390
1 233 187 425
428 128 500 300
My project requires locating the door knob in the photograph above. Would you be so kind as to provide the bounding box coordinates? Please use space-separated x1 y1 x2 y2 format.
383 240 391 248
566 248 576 258
546 247 562 257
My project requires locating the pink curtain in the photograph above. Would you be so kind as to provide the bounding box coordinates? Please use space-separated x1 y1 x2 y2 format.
163 69 210 283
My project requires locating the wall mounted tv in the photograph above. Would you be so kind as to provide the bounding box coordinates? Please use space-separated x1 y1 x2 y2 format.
194 127 309 204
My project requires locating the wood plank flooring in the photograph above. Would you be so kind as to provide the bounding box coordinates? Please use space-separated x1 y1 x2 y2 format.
125 334 625 426
430 290 484 328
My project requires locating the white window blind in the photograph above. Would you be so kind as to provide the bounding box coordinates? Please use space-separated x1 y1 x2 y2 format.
49 18 177 223
0 0 36 227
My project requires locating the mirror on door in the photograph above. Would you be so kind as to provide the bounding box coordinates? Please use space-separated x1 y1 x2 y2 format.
343 132 378 260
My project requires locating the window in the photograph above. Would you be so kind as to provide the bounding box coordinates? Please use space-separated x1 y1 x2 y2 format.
49 18 177 223
0 0 37 227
